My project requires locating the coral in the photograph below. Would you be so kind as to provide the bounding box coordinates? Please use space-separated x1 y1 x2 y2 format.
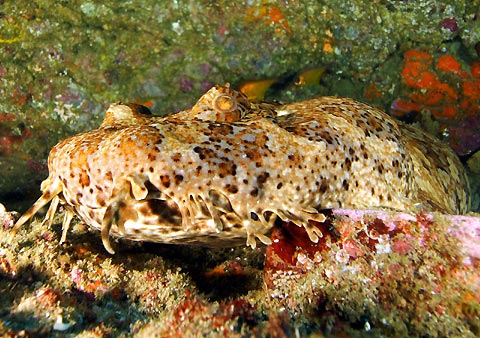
393 50 480 155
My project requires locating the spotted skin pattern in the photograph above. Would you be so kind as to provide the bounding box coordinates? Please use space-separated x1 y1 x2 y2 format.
14 84 470 254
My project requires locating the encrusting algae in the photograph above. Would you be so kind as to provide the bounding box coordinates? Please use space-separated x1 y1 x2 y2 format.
13 84 470 254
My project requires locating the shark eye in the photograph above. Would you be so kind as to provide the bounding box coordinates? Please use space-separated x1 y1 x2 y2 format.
212 93 237 113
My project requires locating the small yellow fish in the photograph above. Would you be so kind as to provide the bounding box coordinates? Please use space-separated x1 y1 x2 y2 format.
294 66 327 86
239 78 279 101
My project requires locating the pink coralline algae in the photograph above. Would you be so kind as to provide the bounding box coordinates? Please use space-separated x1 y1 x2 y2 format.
264 209 480 335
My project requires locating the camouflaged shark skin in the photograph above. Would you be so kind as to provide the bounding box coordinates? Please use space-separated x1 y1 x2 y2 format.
14 84 470 254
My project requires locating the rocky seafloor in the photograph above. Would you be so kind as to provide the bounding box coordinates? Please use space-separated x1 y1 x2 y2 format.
1 205 479 337
1 0 479 212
